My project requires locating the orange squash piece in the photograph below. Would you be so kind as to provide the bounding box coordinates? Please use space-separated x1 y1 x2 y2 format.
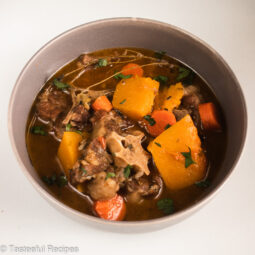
148 115 206 190
57 131 83 176
162 82 184 111
112 76 159 120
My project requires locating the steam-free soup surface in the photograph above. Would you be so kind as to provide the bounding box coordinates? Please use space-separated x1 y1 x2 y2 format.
26 48 227 221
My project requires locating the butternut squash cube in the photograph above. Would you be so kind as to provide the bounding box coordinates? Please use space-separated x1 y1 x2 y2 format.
57 131 83 176
148 115 206 190
112 76 159 120
162 82 184 111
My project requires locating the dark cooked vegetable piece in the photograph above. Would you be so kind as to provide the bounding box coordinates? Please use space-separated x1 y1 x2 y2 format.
26 47 227 221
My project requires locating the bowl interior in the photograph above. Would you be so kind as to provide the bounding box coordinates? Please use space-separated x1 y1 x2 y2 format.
8 18 246 230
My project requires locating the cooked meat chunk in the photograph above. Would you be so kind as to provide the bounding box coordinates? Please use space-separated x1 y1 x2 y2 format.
182 94 201 108
81 54 95 65
106 131 150 178
52 117 65 139
69 104 89 129
173 108 189 121
183 85 202 108
36 89 69 121
178 85 204 126
71 138 113 183
127 176 160 196
91 110 131 138
84 138 112 167
87 171 119 200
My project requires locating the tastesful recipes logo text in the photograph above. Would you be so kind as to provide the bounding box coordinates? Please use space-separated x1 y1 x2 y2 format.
0 244 79 253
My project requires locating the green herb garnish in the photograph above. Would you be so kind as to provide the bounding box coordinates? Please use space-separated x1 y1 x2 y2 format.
165 124 171 130
57 175 68 187
30 126 46 136
153 75 168 85
120 99 127 104
157 198 174 215
74 130 83 135
53 78 70 90
42 174 68 187
176 67 191 81
181 147 196 168
195 179 210 188
124 165 132 179
97 58 108 67
155 142 161 147
81 167 87 176
66 123 72 131
114 73 132 80
144 115 156 126
105 172 116 180
154 51 166 60
42 175 56 185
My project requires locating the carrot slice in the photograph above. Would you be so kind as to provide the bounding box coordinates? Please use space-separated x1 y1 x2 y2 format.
146 110 176 137
98 136 106 150
92 96 112 112
121 63 144 77
198 102 221 131
94 195 126 221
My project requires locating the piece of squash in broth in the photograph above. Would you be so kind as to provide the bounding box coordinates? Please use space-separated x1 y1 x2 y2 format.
112 76 159 120
162 82 184 111
57 131 83 176
148 115 206 190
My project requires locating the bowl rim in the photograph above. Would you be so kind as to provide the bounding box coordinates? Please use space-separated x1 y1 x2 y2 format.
8 17 247 227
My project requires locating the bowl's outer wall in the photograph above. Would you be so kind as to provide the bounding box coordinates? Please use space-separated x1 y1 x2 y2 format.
9 18 246 232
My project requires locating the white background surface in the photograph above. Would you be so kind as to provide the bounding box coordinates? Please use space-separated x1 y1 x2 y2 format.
1 0 254 254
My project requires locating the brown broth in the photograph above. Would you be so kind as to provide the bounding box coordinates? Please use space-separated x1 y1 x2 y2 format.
26 48 227 221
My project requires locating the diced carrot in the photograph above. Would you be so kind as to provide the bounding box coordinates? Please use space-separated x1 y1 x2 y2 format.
92 96 112 112
121 63 144 77
146 110 176 137
98 136 106 150
94 195 126 221
199 102 221 131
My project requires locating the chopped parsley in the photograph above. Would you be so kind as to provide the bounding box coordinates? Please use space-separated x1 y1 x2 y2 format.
53 78 70 90
74 130 83 135
154 51 166 60
30 126 46 136
195 179 210 188
120 99 127 104
105 172 116 180
176 67 195 84
81 167 87 176
65 124 82 135
42 174 56 185
181 147 196 168
176 67 190 81
114 73 132 80
165 124 171 130
155 142 161 147
57 175 68 187
42 173 68 187
124 165 132 178
157 198 174 215
144 115 156 126
66 123 72 131
97 58 108 67
153 75 168 85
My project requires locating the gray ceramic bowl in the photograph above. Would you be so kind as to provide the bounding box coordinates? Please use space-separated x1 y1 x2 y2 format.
8 18 247 232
